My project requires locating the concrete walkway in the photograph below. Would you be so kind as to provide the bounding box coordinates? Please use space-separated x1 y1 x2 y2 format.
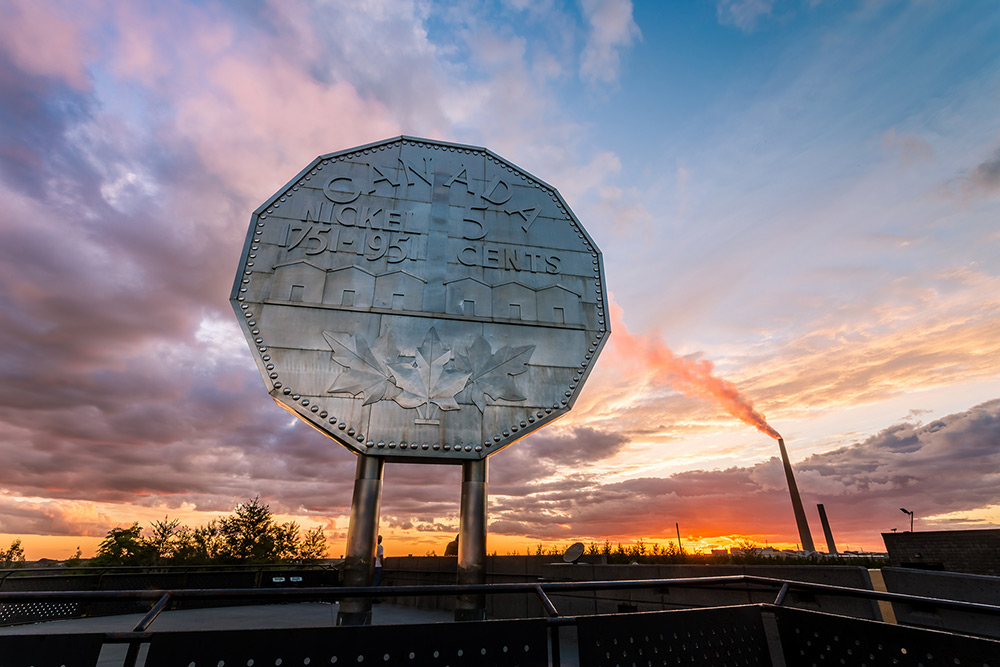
0 601 454 634
0 602 583 667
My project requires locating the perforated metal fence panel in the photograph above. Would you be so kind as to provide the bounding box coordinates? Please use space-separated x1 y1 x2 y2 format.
0 575 99 626
0 600 82 626
772 605 1000 666
0 632 105 667
142 618 549 667
575 604 772 667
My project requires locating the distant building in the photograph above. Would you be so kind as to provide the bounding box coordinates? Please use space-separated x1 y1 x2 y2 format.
882 528 1000 576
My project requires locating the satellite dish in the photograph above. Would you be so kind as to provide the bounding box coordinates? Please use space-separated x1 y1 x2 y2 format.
563 542 585 564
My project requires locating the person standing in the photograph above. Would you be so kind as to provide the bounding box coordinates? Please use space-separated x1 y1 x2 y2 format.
372 535 384 602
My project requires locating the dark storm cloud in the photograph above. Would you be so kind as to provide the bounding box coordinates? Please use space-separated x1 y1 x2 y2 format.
486 426 632 496
0 13 333 530
0 50 95 199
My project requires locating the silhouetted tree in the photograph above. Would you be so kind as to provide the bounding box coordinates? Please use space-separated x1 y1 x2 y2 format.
217 496 277 563
188 520 223 563
84 498 329 566
66 546 83 567
298 526 329 562
147 517 183 563
2 539 26 567
273 521 301 561
92 523 154 565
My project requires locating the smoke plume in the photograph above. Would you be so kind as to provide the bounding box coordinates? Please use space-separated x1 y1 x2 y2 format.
609 302 782 439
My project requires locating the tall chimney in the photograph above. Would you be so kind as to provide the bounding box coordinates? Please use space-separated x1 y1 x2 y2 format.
778 438 815 552
817 503 838 555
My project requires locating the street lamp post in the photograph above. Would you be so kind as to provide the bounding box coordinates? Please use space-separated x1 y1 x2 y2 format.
899 507 914 532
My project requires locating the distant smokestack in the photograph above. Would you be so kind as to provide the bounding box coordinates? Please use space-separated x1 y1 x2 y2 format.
777 438 815 552
817 503 838 555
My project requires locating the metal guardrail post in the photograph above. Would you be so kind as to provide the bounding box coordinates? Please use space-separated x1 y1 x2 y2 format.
456 459 488 621
533 583 560 618
337 455 384 626
533 582 563 667
774 582 790 605
133 592 172 632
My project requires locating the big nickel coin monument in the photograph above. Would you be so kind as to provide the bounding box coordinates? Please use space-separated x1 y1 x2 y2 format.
231 137 609 623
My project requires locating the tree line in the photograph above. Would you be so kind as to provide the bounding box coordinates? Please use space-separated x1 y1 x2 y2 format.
510 538 888 567
2 497 328 567
91 497 328 565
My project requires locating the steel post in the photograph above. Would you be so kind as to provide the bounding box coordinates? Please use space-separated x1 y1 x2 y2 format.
336 454 385 626
817 503 839 555
777 438 815 553
455 458 488 621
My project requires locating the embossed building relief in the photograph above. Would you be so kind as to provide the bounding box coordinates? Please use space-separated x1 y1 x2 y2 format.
231 137 609 461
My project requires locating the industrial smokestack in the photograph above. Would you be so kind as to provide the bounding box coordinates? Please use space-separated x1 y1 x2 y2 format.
777 438 815 552
817 503 838 555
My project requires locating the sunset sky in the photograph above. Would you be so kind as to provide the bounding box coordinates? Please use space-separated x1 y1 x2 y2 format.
1 0 999 560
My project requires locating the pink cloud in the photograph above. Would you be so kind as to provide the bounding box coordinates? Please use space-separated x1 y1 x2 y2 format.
0 0 92 90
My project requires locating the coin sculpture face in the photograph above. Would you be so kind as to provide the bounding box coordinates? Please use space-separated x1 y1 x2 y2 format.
232 137 609 462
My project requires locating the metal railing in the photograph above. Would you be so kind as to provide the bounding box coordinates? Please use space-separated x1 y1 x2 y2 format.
3 575 1000 666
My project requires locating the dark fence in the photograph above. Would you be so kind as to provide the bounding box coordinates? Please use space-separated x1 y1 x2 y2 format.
881 566 1000 639
2 575 1000 667
384 557 886 620
0 564 338 627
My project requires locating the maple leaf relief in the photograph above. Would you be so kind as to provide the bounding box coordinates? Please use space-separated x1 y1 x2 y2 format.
455 335 535 413
388 328 471 413
323 330 400 406
323 327 533 418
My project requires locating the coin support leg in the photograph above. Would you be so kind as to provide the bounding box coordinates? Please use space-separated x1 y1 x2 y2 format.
337 454 385 626
456 458 488 621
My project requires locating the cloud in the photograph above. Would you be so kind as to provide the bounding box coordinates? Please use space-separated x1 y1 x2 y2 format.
579 0 641 84
1 1 998 561
0 495 117 538
715 0 776 32
0 0 409 526
964 147 1000 197
484 400 1000 545
0 0 92 90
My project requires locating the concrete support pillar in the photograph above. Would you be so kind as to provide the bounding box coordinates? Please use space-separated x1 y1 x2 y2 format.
455 458 488 621
337 454 385 626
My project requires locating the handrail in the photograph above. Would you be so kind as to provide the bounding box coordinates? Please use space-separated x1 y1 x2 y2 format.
3 575 1000 619
0 563 339 576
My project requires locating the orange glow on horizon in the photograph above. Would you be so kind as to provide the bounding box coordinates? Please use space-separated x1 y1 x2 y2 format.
4 527 889 562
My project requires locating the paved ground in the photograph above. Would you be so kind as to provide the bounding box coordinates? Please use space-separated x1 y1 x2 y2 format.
0 601 454 634
0 603 580 666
